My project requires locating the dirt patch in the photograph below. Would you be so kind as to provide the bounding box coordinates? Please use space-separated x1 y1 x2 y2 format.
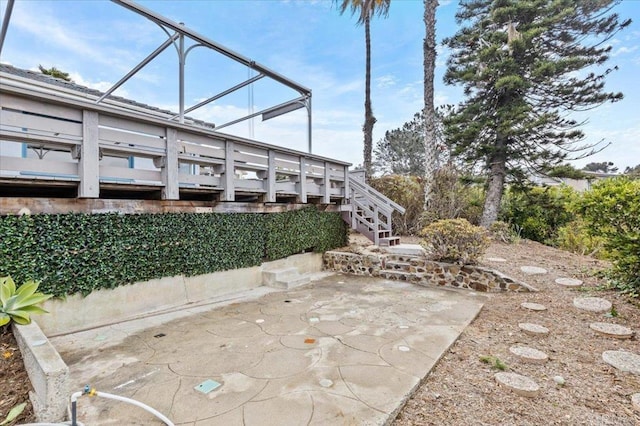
392 236 640 425
0 326 35 425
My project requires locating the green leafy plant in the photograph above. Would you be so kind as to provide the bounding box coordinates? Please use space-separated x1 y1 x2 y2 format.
500 184 578 245
0 402 27 425
419 218 489 264
555 219 607 258
479 355 508 371
0 276 51 326
605 306 619 318
576 177 640 297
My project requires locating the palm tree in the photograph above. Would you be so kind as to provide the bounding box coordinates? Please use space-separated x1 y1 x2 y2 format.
336 0 391 179
423 0 438 209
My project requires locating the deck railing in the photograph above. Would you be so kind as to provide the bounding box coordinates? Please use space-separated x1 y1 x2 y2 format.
0 73 350 203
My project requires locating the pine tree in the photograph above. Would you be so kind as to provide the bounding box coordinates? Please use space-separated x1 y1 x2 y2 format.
443 0 630 227
374 112 428 176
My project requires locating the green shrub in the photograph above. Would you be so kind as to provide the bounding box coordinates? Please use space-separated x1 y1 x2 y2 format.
419 218 489 264
369 169 485 235
575 177 640 296
422 165 485 226
369 175 424 235
489 221 520 244
555 219 607 258
500 184 578 244
0 208 347 298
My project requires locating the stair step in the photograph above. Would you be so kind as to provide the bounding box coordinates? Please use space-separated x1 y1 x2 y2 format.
263 268 311 289
379 236 401 247
379 270 413 281
383 260 412 272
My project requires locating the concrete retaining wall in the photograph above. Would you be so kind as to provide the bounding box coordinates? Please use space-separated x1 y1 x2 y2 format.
12 321 69 422
36 252 323 336
323 251 536 292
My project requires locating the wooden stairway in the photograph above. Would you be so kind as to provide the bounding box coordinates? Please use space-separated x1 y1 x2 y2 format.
342 172 406 247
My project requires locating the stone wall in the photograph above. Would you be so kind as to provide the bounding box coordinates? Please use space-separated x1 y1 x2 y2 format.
323 251 536 292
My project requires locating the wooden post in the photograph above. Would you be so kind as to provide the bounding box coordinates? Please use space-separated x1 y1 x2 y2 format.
78 110 100 198
222 140 235 201
162 127 179 200
266 150 276 202
343 165 350 202
323 161 331 204
374 204 380 246
298 156 307 203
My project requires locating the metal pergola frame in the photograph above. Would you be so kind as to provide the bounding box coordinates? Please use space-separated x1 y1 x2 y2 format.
0 0 314 152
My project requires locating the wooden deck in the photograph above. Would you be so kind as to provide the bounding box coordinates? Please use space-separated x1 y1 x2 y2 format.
0 70 350 205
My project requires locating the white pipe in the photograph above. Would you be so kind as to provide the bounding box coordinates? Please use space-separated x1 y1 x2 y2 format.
18 423 82 426
93 391 174 426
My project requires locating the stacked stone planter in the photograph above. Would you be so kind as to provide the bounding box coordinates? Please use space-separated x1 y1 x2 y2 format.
323 251 536 293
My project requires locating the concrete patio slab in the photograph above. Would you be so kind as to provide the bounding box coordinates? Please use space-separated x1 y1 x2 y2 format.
50 275 487 425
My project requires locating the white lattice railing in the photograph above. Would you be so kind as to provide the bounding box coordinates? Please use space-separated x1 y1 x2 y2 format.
0 72 350 203
346 173 406 246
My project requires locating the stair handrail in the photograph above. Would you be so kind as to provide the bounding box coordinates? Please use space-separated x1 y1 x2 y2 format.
349 176 406 215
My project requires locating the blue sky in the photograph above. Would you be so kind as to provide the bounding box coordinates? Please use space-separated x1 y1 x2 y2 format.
1 0 638 171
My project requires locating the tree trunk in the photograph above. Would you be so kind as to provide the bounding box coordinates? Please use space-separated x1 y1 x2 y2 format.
480 136 507 228
423 0 438 209
363 15 376 178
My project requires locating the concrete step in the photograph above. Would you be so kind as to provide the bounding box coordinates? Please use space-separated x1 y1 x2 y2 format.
379 236 401 247
384 244 426 257
378 270 413 281
262 267 311 290
383 260 412 272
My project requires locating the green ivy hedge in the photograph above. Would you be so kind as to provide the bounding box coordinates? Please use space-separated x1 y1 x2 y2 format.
264 208 348 260
0 207 347 297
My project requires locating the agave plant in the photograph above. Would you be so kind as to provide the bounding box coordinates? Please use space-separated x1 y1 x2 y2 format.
0 276 51 326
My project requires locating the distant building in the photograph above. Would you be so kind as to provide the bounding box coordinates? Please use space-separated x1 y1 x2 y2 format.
530 171 618 191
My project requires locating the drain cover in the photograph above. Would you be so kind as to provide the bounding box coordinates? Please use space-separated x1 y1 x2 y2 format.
195 379 221 394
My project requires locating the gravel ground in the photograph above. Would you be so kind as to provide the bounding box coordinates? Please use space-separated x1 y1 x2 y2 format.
392 238 640 426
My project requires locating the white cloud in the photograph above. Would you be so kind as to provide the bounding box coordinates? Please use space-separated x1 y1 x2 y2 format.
611 45 639 57
436 44 451 68
10 3 113 68
376 74 398 88
434 91 449 106
67 72 130 98
574 123 640 171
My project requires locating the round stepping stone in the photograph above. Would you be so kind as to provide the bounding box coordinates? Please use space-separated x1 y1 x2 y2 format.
555 277 583 287
495 372 540 397
573 297 612 313
509 346 548 364
521 302 547 311
632 393 640 412
486 257 507 262
520 266 548 275
518 323 549 336
602 351 640 375
589 322 633 339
